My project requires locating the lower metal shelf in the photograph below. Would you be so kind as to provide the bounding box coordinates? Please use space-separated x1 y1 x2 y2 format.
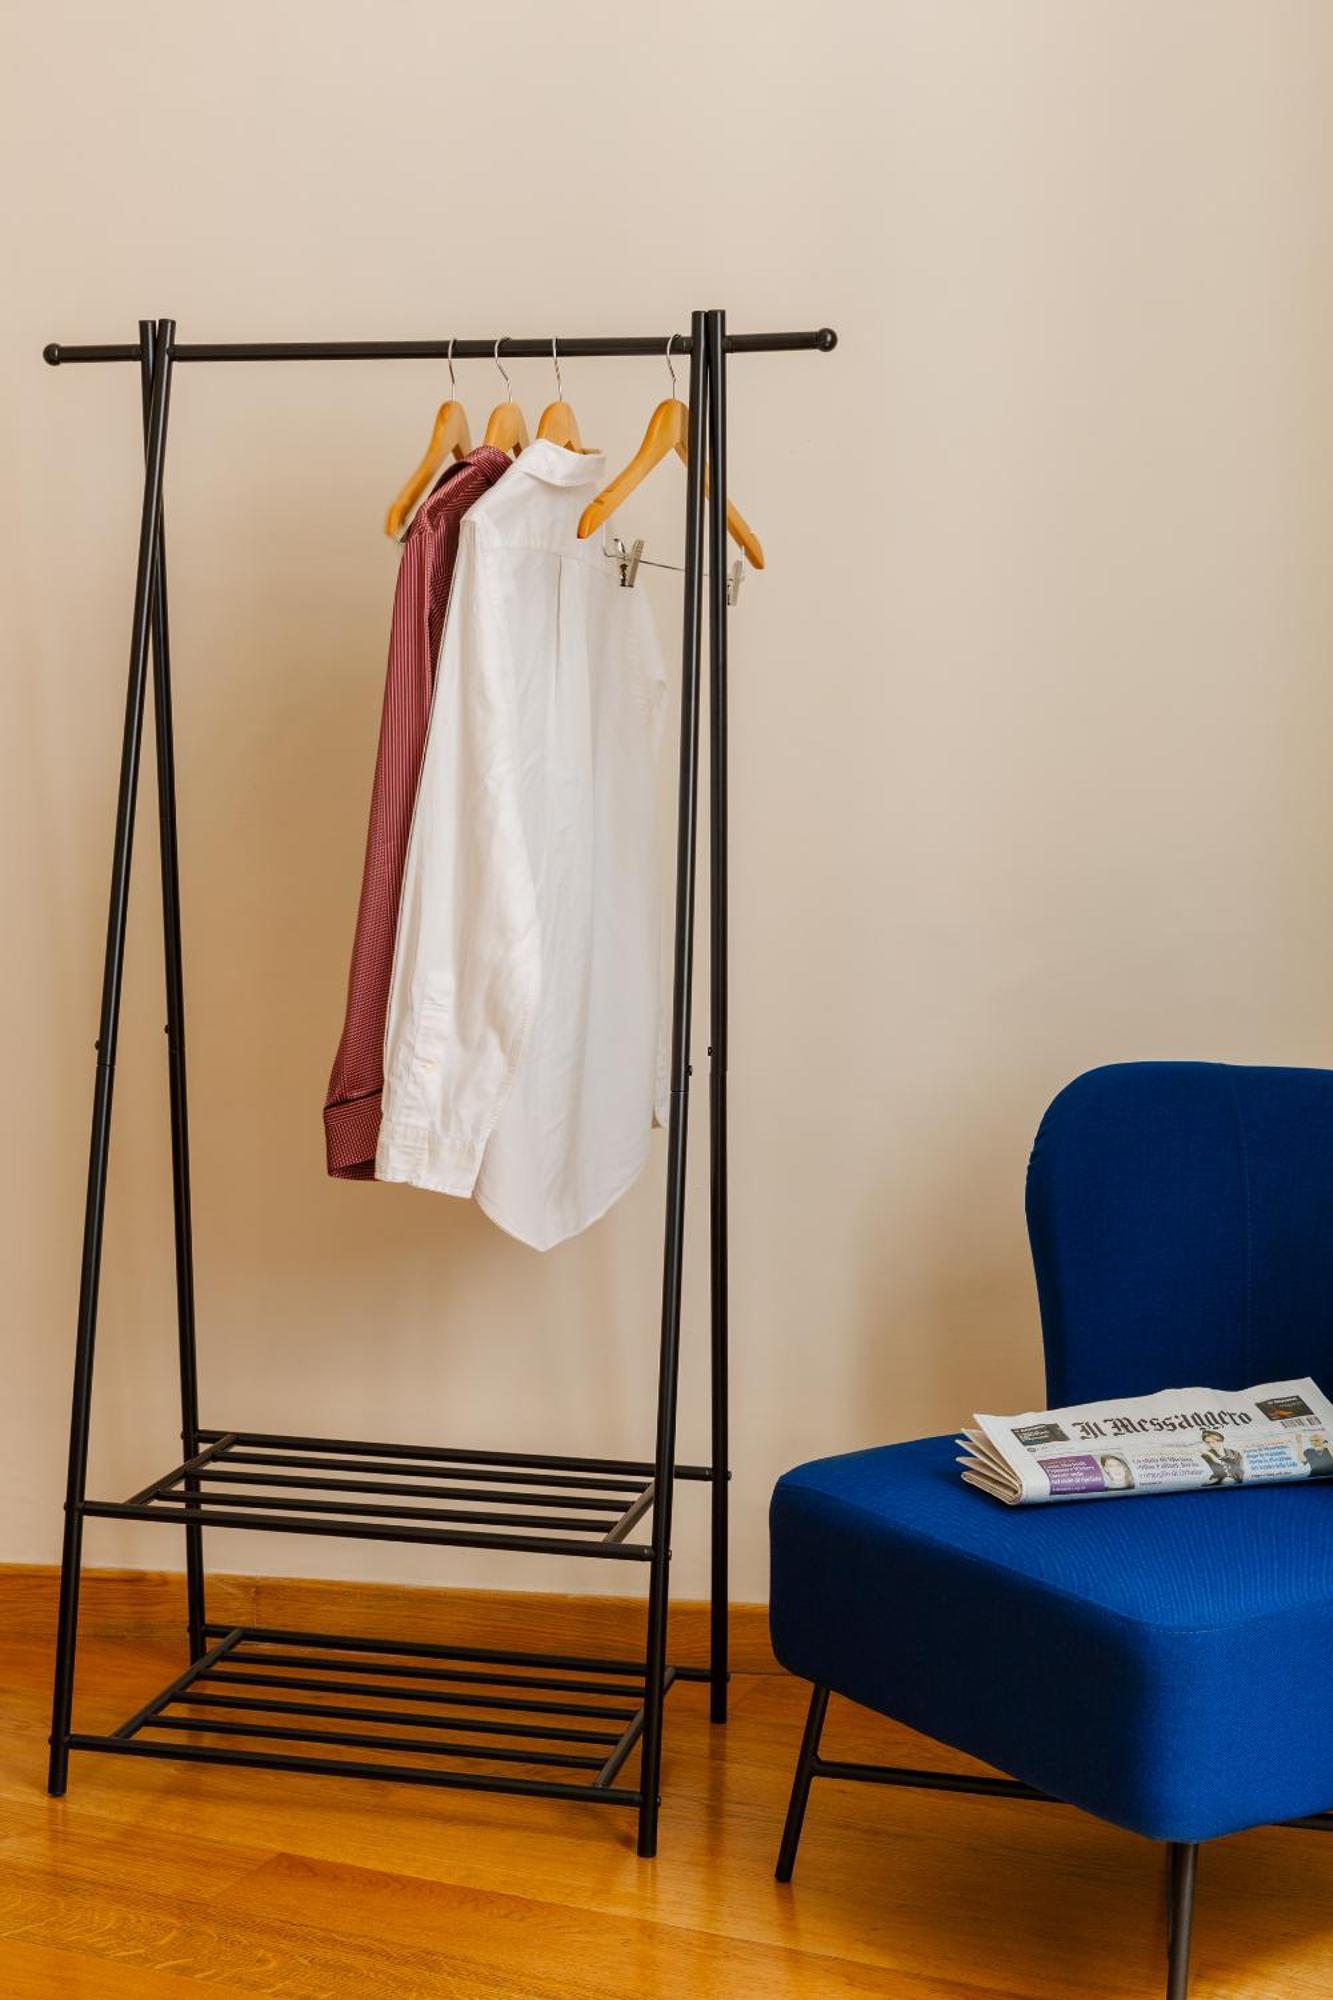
68 1623 704 1806
80 1427 713 1560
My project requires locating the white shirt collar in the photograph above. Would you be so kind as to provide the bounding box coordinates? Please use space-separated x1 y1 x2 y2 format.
512 439 606 488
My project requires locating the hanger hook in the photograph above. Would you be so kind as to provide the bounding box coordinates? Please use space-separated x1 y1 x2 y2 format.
551 335 563 403
665 333 679 398
447 336 457 395
494 336 512 400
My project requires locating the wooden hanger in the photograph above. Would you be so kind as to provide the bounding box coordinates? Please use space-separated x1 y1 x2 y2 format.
577 339 764 568
536 338 591 452
537 400 584 448
384 340 471 539
483 337 531 455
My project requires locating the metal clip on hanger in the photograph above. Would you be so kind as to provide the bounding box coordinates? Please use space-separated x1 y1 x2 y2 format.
602 531 747 605
605 533 646 588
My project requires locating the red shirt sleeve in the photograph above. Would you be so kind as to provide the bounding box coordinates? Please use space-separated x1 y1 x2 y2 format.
322 449 511 1178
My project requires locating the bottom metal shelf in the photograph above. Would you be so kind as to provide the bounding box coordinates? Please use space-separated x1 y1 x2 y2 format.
68 1623 704 1806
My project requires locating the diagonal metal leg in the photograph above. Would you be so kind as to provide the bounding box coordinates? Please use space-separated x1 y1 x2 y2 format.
139 321 206 1662
1166 1841 1198 2000
48 320 176 1796
636 311 709 1861
775 1683 830 1882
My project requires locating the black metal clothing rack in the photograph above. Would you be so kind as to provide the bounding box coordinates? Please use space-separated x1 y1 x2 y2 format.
44 310 836 1856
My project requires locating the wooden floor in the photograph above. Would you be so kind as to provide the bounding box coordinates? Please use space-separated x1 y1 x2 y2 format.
6 1627 1333 1997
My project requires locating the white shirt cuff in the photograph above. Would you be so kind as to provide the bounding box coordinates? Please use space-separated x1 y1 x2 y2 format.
375 1123 484 1195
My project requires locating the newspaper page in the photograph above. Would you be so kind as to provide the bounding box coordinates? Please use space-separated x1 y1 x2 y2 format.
957 1377 1333 1506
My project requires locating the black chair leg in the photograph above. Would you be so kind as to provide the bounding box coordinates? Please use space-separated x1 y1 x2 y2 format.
775 1698 1204 1996
775 1683 829 1882
1166 1841 1199 2000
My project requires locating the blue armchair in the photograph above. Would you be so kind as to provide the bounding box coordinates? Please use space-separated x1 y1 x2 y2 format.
770 1062 1333 2000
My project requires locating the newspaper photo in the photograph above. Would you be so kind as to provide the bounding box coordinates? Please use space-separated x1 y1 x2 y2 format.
958 1377 1333 1506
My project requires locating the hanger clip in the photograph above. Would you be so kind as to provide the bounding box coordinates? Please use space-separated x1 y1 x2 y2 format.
608 534 645 588
603 529 746 603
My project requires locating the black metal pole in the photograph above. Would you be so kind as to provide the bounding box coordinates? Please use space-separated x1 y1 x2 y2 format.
1166 1842 1198 2000
775 1682 829 1881
44 329 838 367
48 320 175 1795
704 308 731 1725
138 322 206 1661
636 310 709 1860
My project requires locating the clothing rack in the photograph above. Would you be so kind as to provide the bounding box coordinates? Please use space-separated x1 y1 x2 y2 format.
44 309 837 1857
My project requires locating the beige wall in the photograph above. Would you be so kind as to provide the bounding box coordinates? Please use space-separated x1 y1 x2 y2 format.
6 1 1333 1601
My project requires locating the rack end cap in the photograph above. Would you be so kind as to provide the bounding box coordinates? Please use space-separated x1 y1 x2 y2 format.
42 343 62 366
816 327 838 353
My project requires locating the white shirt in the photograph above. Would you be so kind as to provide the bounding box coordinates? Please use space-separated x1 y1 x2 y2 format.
376 441 669 1250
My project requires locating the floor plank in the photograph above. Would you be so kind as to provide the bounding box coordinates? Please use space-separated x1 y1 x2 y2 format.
6 1625 1333 1995
2 1937 212 1999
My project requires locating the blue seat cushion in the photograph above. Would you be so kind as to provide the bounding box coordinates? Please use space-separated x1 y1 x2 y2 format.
771 1436 1333 1842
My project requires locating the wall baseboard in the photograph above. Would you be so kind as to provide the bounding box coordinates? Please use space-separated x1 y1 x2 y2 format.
0 1564 779 1673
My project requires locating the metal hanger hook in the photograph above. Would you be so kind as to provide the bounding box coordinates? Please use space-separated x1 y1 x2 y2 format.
494 336 512 400
551 336 563 403
446 336 457 395
665 334 679 398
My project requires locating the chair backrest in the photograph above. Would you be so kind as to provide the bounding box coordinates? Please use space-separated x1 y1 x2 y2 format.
1026 1062 1333 1407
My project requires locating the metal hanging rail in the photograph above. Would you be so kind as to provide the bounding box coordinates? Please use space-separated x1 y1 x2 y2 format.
43 310 836 1858
44 328 837 366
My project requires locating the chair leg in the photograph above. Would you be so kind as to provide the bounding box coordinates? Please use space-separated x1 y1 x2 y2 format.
1166 1841 1199 2000
775 1683 829 1883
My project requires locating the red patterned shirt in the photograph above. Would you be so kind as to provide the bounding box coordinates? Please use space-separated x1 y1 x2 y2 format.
324 447 512 1177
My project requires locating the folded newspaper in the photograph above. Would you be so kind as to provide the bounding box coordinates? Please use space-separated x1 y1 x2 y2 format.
958 1377 1333 1505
